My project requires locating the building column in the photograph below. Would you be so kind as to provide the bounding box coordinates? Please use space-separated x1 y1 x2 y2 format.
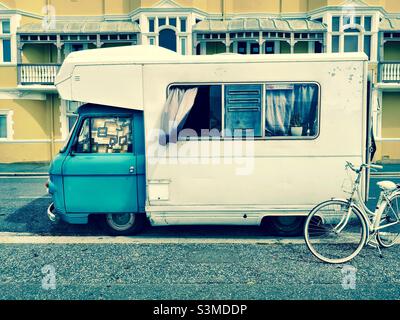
258 33 263 54
17 35 23 64
290 34 295 54
55 35 64 64
96 34 104 48
225 33 231 53
17 38 24 85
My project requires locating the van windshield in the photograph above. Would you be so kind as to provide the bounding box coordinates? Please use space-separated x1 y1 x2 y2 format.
60 120 78 153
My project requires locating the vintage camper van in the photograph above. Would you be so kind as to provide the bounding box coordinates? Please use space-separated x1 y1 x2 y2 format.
49 45 373 235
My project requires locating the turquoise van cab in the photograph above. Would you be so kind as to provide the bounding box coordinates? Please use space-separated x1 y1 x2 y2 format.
47 104 147 235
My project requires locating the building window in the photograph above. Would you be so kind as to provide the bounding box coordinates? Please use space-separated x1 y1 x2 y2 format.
332 16 340 32
148 37 156 45
169 18 177 27
237 41 247 54
330 15 373 59
158 17 166 27
1 19 11 63
364 16 372 32
66 101 82 132
250 43 260 54
1 20 10 34
1 39 11 62
0 111 12 140
315 42 323 53
0 114 7 139
149 18 155 33
364 35 371 59
180 37 186 55
265 41 275 54
344 35 359 52
159 29 177 52
180 18 187 32
332 36 340 53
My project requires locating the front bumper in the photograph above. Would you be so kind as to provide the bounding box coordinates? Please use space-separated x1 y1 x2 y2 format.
47 203 60 223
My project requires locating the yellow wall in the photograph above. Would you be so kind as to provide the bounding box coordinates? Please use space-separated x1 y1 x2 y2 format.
0 96 62 163
1 0 399 15
382 92 400 138
49 0 104 16
379 92 400 162
0 97 61 141
206 42 225 54
280 41 291 54
294 41 309 54
1 143 48 163
384 42 400 61
0 66 17 88
21 44 55 64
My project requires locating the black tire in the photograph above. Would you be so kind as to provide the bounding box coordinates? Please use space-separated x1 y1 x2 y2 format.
304 199 367 264
377 192 400 248
99 213 146 236
264 216 306 236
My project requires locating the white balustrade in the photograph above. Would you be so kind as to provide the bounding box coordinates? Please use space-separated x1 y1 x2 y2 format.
19 64 60 85
381 63 400 82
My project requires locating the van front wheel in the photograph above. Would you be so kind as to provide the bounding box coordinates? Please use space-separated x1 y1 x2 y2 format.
100 213 146 236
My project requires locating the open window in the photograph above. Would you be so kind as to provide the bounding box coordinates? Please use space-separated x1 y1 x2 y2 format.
161 85 222 143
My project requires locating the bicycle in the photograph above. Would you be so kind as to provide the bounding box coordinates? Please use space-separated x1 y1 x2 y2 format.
304 161 400 264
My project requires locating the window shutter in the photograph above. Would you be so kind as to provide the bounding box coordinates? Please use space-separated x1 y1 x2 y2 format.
224 84 262 137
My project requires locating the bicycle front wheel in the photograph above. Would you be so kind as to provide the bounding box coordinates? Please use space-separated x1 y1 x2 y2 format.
304 200 368 264
377 192 400 248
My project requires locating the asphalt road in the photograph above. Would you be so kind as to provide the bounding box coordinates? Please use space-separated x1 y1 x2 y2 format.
0 177 399 300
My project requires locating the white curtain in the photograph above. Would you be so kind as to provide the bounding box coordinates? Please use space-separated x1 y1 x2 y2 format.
160 87 198 145
294 85 317 135
265 89 294 136
266 85 317 137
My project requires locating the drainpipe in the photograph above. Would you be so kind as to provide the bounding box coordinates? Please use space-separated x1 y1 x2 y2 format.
49 94 55 162
221 0 225 21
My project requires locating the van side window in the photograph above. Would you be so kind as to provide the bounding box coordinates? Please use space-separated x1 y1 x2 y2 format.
167 85 222 139
76 117 133 154
265 84 319 138
167 82 319 141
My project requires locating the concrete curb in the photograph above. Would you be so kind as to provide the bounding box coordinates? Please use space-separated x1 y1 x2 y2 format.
0 172 48 177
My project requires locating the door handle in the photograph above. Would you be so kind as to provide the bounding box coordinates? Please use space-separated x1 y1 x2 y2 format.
129 166 135 174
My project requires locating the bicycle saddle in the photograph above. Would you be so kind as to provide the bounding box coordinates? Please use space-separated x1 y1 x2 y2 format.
377 181 397 191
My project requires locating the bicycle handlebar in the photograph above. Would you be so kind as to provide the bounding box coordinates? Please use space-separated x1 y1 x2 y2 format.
345 161 383 173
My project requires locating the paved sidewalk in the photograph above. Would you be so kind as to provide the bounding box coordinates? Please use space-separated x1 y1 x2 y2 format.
0 163 49 176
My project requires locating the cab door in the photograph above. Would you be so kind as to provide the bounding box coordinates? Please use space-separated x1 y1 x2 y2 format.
62 115 138 214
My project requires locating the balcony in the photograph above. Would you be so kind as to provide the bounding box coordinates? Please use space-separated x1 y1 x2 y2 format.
18 64 61 85
379 62 400 83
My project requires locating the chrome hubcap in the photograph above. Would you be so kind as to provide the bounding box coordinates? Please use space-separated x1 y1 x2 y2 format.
106 213 135 231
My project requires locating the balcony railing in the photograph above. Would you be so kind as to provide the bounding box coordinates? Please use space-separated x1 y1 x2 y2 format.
18 64 61 85
380 62 400 83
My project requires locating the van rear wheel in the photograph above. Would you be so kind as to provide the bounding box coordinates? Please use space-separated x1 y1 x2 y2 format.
264 216 305 236
100 213 146 236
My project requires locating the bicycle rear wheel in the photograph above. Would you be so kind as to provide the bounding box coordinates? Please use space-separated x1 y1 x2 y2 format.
377 193 400 248
304 200 368 264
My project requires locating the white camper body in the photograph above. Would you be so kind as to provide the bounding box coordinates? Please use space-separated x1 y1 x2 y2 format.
56 46 370 227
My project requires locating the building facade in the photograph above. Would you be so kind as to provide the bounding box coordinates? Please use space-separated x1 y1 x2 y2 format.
0 0 399 163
